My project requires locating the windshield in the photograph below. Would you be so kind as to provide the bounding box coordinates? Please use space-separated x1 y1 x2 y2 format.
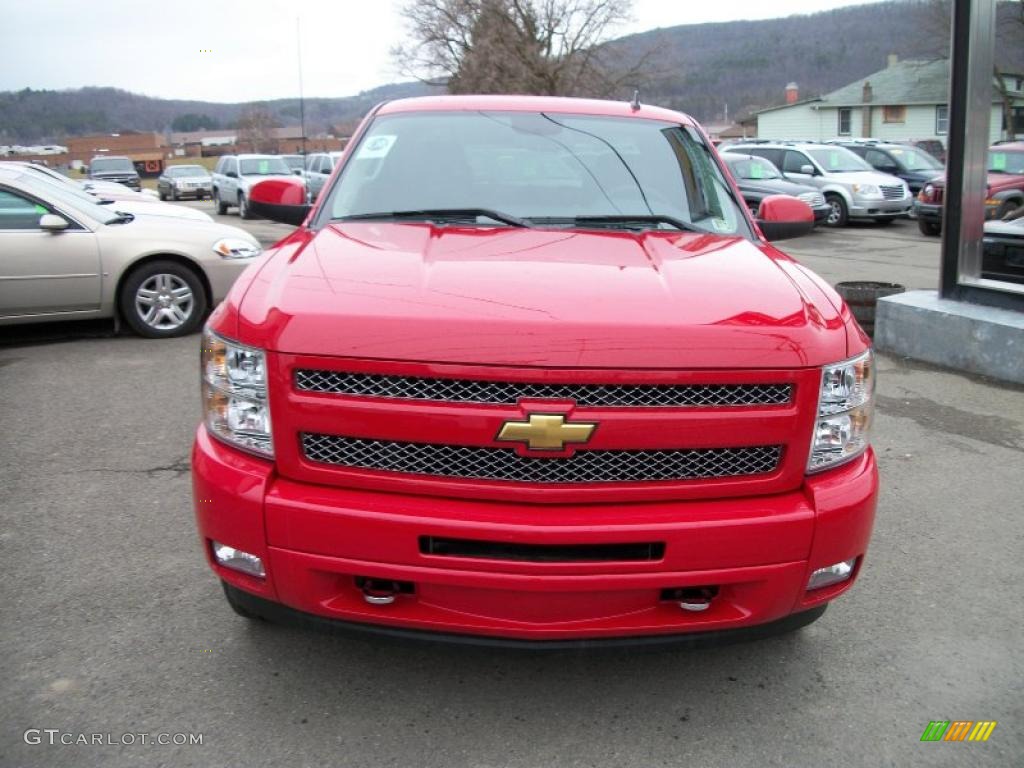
91 157 135 173
323 111 747 235
239 157 290 176
989 149 1024 174
166 165 209 177
724 155 782 180
888 148 943 171
806 147 872 172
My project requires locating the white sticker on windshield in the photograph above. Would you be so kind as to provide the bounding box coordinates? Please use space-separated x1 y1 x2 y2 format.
357 135 397 159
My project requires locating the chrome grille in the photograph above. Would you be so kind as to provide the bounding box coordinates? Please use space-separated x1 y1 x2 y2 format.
301 433 782 484
880 184 905 200
295 370 792 408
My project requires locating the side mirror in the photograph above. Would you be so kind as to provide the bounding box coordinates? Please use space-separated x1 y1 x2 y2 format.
39 214 69 232
756 194 814 241
799 164 816 176
878 164 899 175
226 171 238 179
249 178 311 226
293 169 303 176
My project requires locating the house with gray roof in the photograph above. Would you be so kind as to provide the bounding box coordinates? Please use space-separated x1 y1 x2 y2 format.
755 56 1024 146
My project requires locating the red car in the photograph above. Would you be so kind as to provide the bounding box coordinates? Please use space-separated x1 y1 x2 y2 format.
915 141 1024 236
192 96 878 646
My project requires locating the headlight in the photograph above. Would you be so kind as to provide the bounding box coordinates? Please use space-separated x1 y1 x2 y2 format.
213 237 262 260
807 349 874 473
852 183 881 197
201 329 273 457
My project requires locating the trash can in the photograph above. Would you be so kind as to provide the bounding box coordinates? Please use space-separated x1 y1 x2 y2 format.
835 281 905 339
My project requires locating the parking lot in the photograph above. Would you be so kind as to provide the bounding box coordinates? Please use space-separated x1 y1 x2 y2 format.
2 207 1022 767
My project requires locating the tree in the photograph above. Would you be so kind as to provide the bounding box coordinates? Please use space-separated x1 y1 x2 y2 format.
171 113 220 132
235 105 279 153
919 0 1024 140
393 0 649 98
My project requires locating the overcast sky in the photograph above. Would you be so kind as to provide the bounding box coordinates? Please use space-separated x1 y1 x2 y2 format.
0 0 890 102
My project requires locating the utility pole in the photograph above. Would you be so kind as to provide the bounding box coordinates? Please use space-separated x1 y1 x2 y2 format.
297 16 307 160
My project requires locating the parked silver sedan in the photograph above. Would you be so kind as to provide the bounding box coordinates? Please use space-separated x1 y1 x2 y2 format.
0 167 263 338
157 164 214 201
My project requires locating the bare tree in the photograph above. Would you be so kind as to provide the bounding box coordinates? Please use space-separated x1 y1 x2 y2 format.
235 105 279 153
393 0 650 98
919 0 1023 140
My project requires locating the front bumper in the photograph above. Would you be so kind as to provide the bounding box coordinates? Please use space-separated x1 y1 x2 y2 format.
812 205 831 223
849 197 912 219
914 201 943 223
192 426 878 642
173 184 212 198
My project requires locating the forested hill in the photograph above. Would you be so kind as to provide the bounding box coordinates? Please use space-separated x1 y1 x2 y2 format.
3 0 1023 143
614 0 1024 123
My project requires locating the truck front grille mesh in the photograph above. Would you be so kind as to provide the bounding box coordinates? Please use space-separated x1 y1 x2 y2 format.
295 370 792 408
301 433 782 484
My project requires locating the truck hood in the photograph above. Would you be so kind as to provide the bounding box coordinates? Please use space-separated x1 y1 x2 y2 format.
235 222 848 369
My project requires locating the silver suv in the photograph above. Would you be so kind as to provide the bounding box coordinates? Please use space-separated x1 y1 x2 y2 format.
723 142 911 226
211 154 295 219
303 151 345 200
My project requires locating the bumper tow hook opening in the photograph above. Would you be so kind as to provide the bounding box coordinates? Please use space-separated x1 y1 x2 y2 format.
661 586 719 612
356 577 413 606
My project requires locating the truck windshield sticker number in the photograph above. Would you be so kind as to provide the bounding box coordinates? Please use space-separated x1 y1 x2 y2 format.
357 135 397 160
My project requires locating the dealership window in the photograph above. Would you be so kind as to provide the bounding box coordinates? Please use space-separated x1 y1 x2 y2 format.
837 108 852 136
935 105 949 134
883 105 906 123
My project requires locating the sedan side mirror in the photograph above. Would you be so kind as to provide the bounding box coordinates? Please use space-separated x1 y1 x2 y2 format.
799 164 816 176
756 194 814 240
39 214 69 232
249 178 311 226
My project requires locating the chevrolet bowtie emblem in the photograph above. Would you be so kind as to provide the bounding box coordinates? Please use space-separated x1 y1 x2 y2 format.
496 413 597 452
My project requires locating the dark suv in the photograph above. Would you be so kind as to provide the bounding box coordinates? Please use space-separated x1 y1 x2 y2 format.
87 155 141 191
834 141 944 195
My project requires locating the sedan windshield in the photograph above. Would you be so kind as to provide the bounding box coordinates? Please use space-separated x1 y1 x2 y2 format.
324 111 748 235
239 157 290 176
91 157 135 173
806 148 872 172
888 148 943 171
166 165 209 177
989 150 1024 175
725 155 782 180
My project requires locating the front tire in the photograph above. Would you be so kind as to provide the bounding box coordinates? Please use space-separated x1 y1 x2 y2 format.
158 187 167 201
214 189 228 215
918 218 941 236
222 582 263 621
997 200 1021 221
119 260 207 338
824 194 848 227
238 193 253 219
170 187 178 201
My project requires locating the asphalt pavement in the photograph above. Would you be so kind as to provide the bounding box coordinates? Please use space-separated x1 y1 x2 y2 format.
1 210 1022 767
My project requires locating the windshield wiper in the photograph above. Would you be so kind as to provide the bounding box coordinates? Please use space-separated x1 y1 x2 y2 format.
336 208 531 228
561 214 701 232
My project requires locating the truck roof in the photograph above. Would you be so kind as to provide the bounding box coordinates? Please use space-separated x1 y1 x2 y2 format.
377 95 697 126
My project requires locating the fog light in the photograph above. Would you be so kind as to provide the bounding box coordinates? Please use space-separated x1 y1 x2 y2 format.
212 541 265 578
807 558 856 590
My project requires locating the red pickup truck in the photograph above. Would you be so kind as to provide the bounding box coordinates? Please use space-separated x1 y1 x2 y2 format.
193 96 878 646
915 141 1024 235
